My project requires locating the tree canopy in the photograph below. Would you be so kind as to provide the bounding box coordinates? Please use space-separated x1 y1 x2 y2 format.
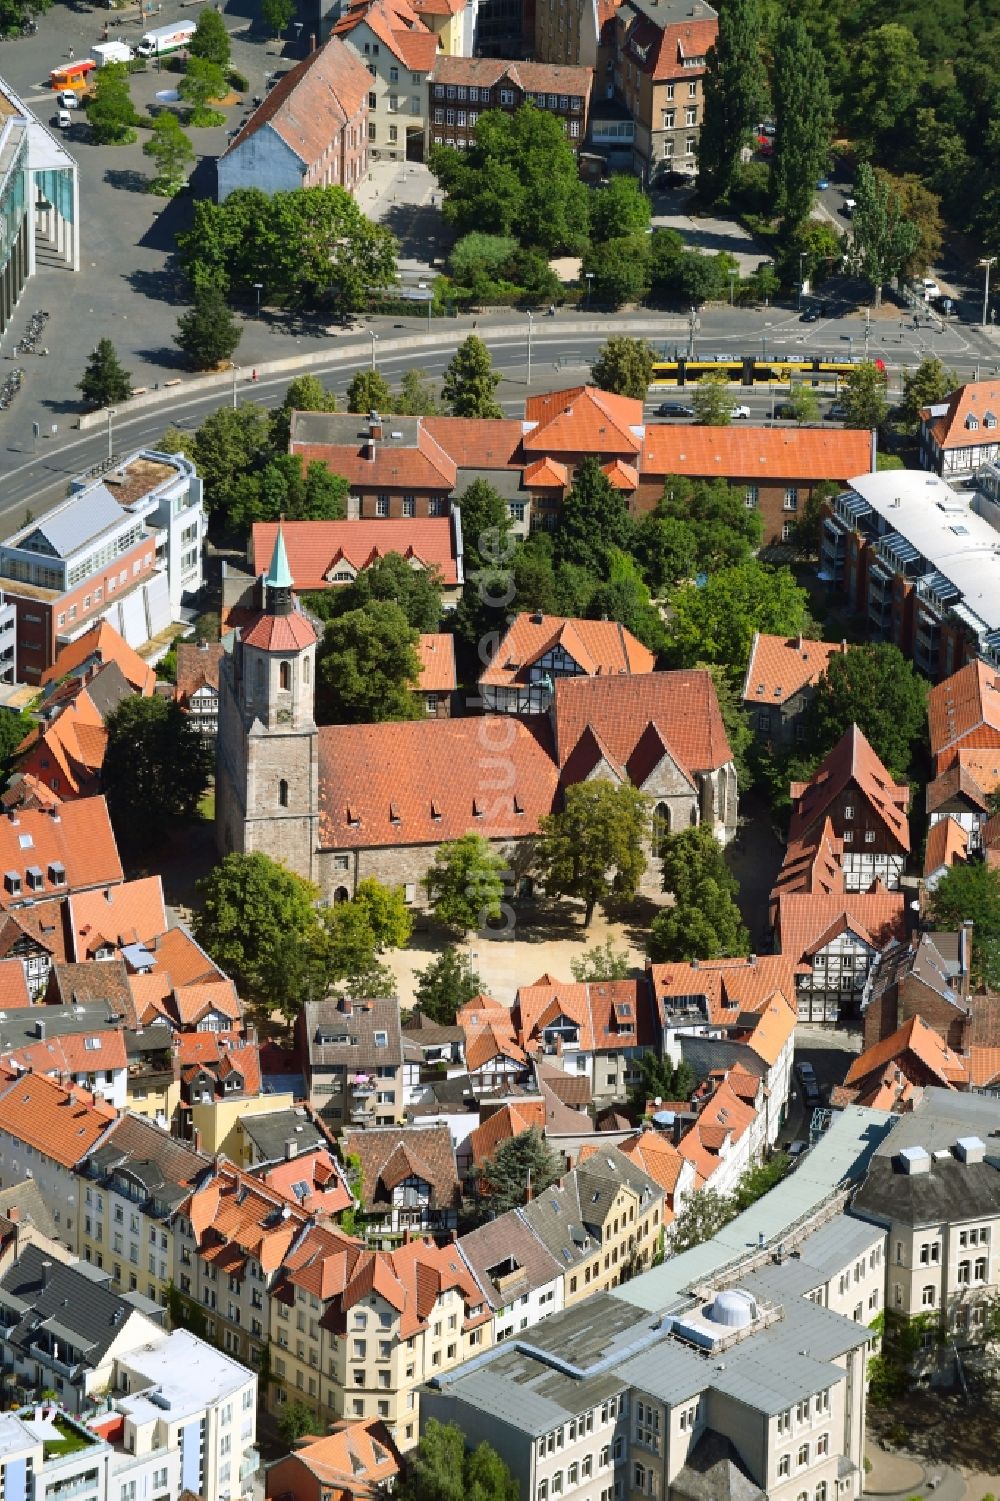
78 338 132 409
804 642 927 776
102 696 212 848
648 825 749 962
667 561 812 682
771 17 833 226
424 835 508 932
413 946 484 1024
316 601 423 724
442 336 503 418
698 0 767 201
395 1421 519 1501
849 163 919 306
553 456 634 574
535 782 651 926
929 864 1000 991
305 552 443 633
590 337 655 400
842 360 889 431
478 1129 563 1216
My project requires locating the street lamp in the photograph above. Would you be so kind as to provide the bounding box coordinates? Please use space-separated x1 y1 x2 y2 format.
728 268 738 308
980 256 997 329
106 408 115 463
798 251 806 310
585 272 594 308
370 331 379 371
232 365 240 410
526 310 534 388
253 282 263 318
687 306 697 359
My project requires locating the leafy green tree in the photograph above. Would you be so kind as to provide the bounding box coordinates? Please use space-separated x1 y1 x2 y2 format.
194 853 325 1013
277 1400 321 1448
667 561 812 681
396 1421 518 1501
590 175 652 241
786 384 821 424
175 284 242 370
190 6 230 66
590 337 656 401
85 62 138 145
0 0 51 32
270 374 338 450
351 878 413 952
424 834 507 932
805 643 927 776
535 782 650 926
581 236 652 307
648 227 686 298
143 112 194 194
442 336 503 418
770 18 832 226
732 1153 790 1211
414 946 484 1024
842 360 889 431
0 711 32 782
703 662 754 791
78 338 132 409
430 106 590 254
876 171 943 280
900 356 957 429
692 371 733 426
698 0 767 201
305 552 442 633
102 697 212 847
850 24 928 157
632 514 700 594
316 601 422 724
930 863 1000 990
554 456 634 573
448 231 519 289
347 368 392 414
479 1129 563 1215
669 1187 738 1253
849 163 919 306
630 1050 696 1112
654 476 763 572
570 939 632 983
457 478 513 572
261 0 295 34
322 894 401 997
396 368 442 416
650 825 748 962
231 454 347 529
179 56 227 125
789 482 837 560
587 551 668 655
190 404 273 527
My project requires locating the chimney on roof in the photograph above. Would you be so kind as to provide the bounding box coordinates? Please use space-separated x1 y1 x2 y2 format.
310 30 317 49
193 1129 203 1152
40 1259 52 1287
340 996 353 1016
369 412 383 440
285 1139 298 1161
104 889 113 903
8 812 18 826
35 1019 45 1040
7 1206 19 1224
531 611 544 624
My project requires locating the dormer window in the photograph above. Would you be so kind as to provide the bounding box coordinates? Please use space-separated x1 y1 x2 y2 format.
4 872 20 896
985 412 998 430
966 414 979 431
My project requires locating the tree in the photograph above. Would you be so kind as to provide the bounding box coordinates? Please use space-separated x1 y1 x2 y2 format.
85 62 138 145
448 231 519 289
590 337 656 401
698 0 767 201
322 898 397 995
703 662 754 790
842 360 888 431
570 939 632 982
669 1187 738 1253
233 454 348 528
347 368 392 414
806 643 927 776
554 456 634 574
78 338 132 409
632 515 700 594
179 56 228 124
396 368 442 416
479 1129 563 1215
770 18 833 226
351 878 413 952
305 552 443 633
849 163 919 306
0 711 31 783
175 284 242 370
930 863 1000 990
591 175 652 241
648 825 749 962
429 107 590 254
587 551 668 655
876 172 943 280
535 782 650 926
732 1153 790 1211
667 561 812 681
456 479 512 571
630 1050 696 1112
786 384 821 424
900 356 957 429
653 476 763 572
850 24 928 157
581 236 652 307
692 371 733 427
316 601 423 724
442 336 503 418
277 1400 321 1448
190 6 230 66
143 112 194 194
270 374 337 449
413 946 484 1024
103 696 212 847
396 1421 518 1501
194 852 325 1012
424 834 507 932
190 404 273 527
260 0 295 34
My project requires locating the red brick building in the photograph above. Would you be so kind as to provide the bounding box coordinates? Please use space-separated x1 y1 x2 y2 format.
426 56 592 153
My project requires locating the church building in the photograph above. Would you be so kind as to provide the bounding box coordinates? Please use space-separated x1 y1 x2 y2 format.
216 530 738 908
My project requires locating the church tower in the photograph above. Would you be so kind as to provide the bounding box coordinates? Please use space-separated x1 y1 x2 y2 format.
215 526 320 882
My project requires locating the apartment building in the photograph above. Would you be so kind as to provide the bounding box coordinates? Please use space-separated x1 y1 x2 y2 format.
175 640 225 740
851 1089 1000 1376
335 0 436 162
341 1123 461 1237
299 997 405 1127
0 451 203 685
269 1226 492 1451
457 1211 565 1342
426 56 592 153
611 0 717 179
78 1113 211 1306
512 977 659 1106
0 1408 113 1501
0 1073 117 1247
820 468 1000 678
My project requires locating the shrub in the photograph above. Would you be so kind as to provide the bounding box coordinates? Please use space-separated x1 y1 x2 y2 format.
227 68 249 92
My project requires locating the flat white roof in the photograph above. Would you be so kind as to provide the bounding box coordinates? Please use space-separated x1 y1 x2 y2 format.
846 470 1000 631
117 1329 254 1422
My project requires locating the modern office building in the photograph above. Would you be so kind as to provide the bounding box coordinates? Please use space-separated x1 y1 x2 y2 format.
0 75 79 337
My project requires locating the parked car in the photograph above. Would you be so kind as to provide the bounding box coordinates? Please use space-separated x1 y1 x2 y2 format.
843 197 856 216
57 90 78 109
922 277 942 301
799 306 820 322
730 403 751 419
826 401 848 420
657 401 695 417
816 177 830 190
53 109 72 129
653 167 691 189
796 1061 822 1106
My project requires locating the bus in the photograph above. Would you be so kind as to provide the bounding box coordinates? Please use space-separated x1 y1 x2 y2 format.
50 60 97 92
649 355 886 387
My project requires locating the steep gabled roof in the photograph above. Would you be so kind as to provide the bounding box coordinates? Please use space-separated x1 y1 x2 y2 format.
553 670 731 775
788 725 910 852
742 633 846 710
923 816 969 878
921 379 1000 451
773 890 906 966
223 36 371 165
927 659 1000 767
39 620 156 696
253 517 461 590
479 613 655 689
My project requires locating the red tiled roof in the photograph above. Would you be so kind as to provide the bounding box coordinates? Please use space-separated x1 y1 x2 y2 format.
843 1015 968 1090
335 0 439 71
921 380 1000 451
223 36 370 165
742 633 846 710
552 670 731 774
642 424 873 480
648 955 799 1027
467 1101 545 1166
0 798 122 906
241 611 318 652
291 421 457 493
773 890 906 964
927 659 1000 769
522 458 570 489
769 818 845 903
430 56 593 100
416 634 457 693
276 1418 400 1496
0 1073 115 1168
40 621 156 696
601 459 639 490
5 1027 129 1079
0 959 30 1009
175 642 224 708
788 725 910 852
924 816 969 877
523 386 643 456
69 876 166 960
253 518 461 590
480 613 656 689
260 1149 354 1218
422 417 523 471
317 716 558 849
144 927 225 988
16 692 108 800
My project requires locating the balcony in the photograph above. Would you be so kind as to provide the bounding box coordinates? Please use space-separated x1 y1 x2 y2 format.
240 1449 260 1482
